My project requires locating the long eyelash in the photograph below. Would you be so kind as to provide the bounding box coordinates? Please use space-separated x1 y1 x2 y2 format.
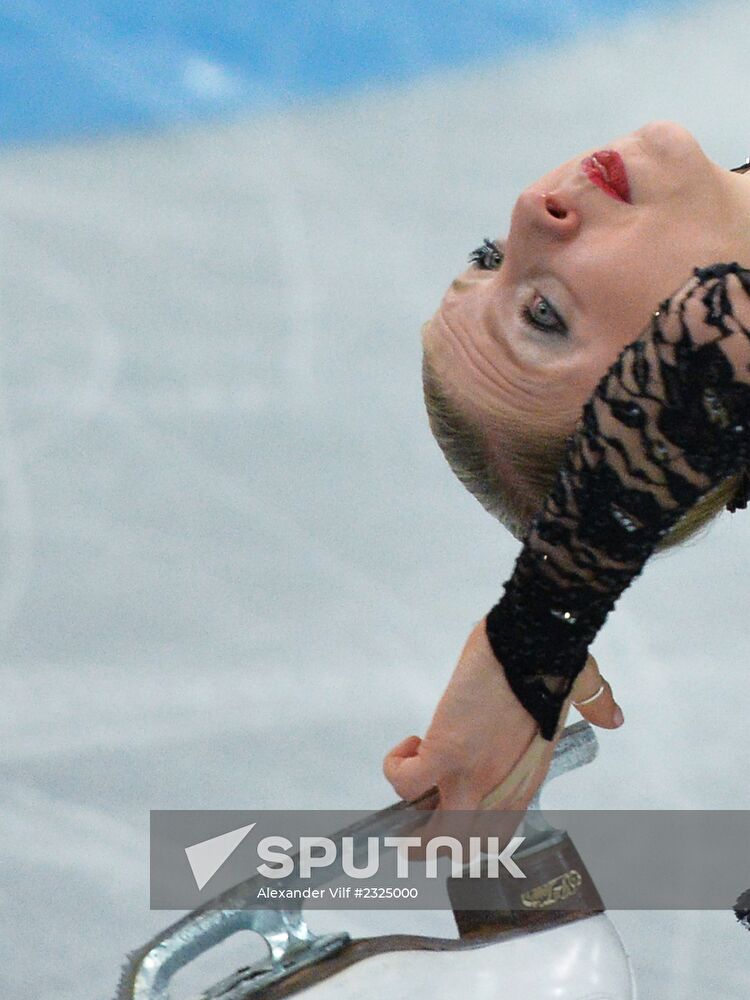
469 238 504 270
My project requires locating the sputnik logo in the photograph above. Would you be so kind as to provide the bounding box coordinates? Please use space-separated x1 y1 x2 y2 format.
185 822 256 890
183 822 527 890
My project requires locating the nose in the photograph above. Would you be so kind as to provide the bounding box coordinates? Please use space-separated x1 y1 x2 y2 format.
516 188 581 240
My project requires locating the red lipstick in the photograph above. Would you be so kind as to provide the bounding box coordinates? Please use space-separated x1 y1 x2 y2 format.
581 150 631 203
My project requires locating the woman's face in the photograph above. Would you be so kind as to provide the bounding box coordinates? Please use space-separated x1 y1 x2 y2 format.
422 120 750 497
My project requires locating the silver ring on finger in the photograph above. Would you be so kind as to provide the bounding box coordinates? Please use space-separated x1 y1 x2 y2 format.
572 681 606 707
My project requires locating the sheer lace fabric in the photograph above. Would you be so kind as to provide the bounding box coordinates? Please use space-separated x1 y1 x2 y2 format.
486 263 750 739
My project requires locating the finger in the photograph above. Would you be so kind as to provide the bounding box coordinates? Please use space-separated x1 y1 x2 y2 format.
417 780 482 850
436 777 483 813
571 653 624 729
382 735 435 801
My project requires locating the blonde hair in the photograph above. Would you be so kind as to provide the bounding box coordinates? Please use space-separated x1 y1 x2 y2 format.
422 354 743 554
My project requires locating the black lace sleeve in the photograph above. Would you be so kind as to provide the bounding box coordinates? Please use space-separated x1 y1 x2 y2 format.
486 262 750 740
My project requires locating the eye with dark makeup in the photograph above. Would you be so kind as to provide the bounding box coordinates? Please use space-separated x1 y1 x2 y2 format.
469 238 569 338
523 295 568 337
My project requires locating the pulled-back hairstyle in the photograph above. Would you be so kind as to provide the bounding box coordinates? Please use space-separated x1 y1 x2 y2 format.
422 354 744 555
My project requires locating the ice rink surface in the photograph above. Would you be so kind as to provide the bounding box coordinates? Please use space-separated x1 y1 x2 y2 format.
2 1 750 997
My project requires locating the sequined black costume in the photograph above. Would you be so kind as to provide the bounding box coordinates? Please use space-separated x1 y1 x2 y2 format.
485 261 750 740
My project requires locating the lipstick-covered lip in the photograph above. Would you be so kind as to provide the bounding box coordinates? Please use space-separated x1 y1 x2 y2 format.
581 149 631 203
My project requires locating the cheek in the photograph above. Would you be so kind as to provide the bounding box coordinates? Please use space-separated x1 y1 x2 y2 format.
573 237 679 345
599 210 736 313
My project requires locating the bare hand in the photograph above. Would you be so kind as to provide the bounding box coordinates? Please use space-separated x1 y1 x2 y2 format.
383 619 623 813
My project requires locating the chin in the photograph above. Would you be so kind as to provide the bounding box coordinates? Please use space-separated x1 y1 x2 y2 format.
635 120 704 161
